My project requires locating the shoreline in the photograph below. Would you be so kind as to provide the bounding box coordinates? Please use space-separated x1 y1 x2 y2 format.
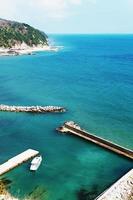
0 45 58 56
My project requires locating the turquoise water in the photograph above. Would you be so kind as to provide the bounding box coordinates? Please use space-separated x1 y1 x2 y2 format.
0 35 133 200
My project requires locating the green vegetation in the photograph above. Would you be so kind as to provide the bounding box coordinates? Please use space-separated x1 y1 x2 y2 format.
0 19 48 48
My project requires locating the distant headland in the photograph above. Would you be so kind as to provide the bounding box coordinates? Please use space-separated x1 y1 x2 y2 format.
0 18 57 56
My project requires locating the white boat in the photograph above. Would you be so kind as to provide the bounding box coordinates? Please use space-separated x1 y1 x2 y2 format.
30 155 42 171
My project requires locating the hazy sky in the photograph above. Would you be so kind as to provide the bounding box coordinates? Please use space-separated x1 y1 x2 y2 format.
1 0 133 34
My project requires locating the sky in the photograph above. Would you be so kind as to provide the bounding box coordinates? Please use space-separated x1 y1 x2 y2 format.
0 0 133 34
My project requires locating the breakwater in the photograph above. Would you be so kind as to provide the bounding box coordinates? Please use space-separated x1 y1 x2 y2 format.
0 104 66 113
57 121 133 160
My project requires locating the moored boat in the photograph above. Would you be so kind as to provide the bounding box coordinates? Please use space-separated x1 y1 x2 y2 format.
30 155 42 171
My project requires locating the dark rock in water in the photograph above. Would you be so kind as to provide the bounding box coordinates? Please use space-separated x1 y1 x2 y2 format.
77 185 100 200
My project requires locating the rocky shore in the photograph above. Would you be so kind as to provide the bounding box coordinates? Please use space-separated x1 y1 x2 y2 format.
0 104 66 113
0 179 18 200
0 45 58 56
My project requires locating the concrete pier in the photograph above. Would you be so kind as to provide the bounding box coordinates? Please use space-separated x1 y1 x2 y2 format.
0 104 66 113
0 149 39 176
96 169 133 200
57 121 133 160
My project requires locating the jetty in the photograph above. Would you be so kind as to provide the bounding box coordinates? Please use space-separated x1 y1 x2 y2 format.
0 149 39 176
57 121 133 160
96 169 133 200
0 104 66 113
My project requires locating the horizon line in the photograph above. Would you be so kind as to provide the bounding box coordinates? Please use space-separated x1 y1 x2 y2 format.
48 33 133 35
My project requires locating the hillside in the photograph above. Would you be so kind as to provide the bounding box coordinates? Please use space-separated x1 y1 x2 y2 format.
0 18 48 49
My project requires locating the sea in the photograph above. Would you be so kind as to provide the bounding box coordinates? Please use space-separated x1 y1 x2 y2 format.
0 34 133 200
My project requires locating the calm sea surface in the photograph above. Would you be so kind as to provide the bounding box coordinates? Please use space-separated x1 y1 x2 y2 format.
0 35 133 200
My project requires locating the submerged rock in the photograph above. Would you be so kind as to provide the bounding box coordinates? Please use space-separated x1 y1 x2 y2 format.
27 185 48 200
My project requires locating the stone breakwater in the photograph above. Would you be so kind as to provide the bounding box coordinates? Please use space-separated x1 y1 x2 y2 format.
0 104 66 113
96 169 133 200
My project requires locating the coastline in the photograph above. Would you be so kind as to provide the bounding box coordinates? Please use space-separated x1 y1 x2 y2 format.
0 45 58 56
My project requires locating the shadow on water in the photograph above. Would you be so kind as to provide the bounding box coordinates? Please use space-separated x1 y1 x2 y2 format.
76 185 104 200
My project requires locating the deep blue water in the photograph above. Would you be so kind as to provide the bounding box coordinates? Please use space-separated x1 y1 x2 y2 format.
0 34 133 200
